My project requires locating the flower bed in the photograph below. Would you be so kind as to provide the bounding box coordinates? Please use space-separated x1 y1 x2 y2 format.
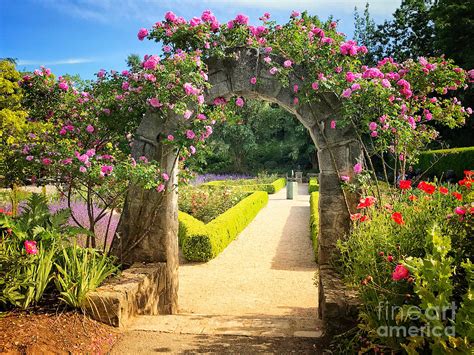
178 191 269 261
333 171 474 353
205 177 286 194
310 192 319 261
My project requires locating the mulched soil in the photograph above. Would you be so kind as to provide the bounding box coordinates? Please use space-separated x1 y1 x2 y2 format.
0 308 120 354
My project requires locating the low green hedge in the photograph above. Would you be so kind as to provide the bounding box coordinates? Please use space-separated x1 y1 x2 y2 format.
416 146 474 178
178 191 269 261
308 177 319 193
310 192 319 262
205 177 286 194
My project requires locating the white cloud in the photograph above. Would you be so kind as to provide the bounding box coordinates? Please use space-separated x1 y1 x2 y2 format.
17 58 94 66
35 0 401 23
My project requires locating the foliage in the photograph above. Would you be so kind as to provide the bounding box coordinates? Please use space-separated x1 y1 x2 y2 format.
310 192 319 262
54 245 119 308
416 146 474 178
308 177 319 193
178 185 248 223
0 194 117 310
399 227 473 354
180 191 268 261
336 171 473 351
0 60 28 185
205 176 286 194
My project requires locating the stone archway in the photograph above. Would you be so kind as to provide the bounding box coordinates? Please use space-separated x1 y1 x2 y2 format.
111 47 362 315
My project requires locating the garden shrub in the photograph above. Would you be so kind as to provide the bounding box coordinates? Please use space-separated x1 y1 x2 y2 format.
309 192 319 261
205 177 286 194
416 146 474 178
180 191 269 261
0 193 118 310
308 177 319 193
336 171 474 352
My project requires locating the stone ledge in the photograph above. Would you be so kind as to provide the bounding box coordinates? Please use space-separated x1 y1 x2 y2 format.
84 262 167 328
318 265 359 333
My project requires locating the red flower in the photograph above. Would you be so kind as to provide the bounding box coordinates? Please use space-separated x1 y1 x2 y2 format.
452 192 462 201
417 181 436 194
357 196 376 209
387 255 394 262
459 178 472 188
391 212 405 225
408 195 417 201
24 240 38 255
360 215 370 222
392 264 410 281
350 213 362 221
464 170 474 179
439 187 448 195
399 180 412 190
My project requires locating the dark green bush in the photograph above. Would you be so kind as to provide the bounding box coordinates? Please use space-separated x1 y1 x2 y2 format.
179 191 269 261
416 146 474 178
308 177 319 193
310 192 319 262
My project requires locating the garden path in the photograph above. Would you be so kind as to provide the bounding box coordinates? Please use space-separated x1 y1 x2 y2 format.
113 184 322 353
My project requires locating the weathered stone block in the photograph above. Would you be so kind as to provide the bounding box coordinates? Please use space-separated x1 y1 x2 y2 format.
84 263 167 328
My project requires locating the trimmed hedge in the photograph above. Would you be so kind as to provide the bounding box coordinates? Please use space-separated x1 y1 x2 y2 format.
308 177 319 193
205 177 286 194
178 191 269 261
310 192 319 262
416 146 474 178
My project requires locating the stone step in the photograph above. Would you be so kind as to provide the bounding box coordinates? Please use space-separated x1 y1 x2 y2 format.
129 314 324 338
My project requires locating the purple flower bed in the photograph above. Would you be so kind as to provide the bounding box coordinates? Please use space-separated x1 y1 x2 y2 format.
1 199 120 249
192 173 253 186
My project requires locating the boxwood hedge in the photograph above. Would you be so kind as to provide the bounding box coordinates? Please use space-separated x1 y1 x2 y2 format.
205 177 286 194
416 146 474 178
308 177 319 193
178 191 269 261
310 192 319 262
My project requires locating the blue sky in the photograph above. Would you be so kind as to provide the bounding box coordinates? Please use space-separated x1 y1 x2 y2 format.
0 0 401 80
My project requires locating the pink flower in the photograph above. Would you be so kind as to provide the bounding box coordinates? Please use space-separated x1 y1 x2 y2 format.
250 77 257 85
62 158 72 164
351 83 361 91
97 69 106 78
58 81 69 91
122 81 130 90
137 28 148 40
24 240 38 255
197 113 207 120
156 184 165 192
86 125 94 133
236 97 244 107
189 17 201 27
100 165 113 176
164 11 177 23
293 84 298 93
345 72 356 82
392 264 410 281
330 120 336 129
369 122 378 131
293 97 299 105
162 173 169 181
186 130 196 139
371 131 378 137
183 110 193 119
341 175 350 182
42 158 52 166
183 82 198 96
340 40 358 56
26 155 34 161
234 14 249 25
79 166 87 173
311 82 319 90
290 10 300 18
143 55 160 70
269 67 278 75
454 207 466 215
341 88 352 98
381 79 391 88
189 145 196 154
149 98 162 108
283 60 292 68
86 149 95 157
353 163 363 174
59 128 67 135
167 134 174 141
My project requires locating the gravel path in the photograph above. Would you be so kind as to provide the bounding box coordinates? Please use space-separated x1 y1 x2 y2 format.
178 183 318 318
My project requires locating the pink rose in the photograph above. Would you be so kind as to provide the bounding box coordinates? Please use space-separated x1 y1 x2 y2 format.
26 155 34 161
156 184 165 192
311 82 319 90
149 98 162 108
86 125 94 133
137 28 148 41
58 81 69 91
283 60 292 68
235 97 244 107
79 166 87 173
269 67 278 75
353 163 363 174
167 134 174 141
162 173 169 181
183 110 193 119
330 120 336 129
392 264 410 281
341 175 350 182
341 88 352 98
186 130 196 139
42 158 52 166
250 77 257 85
100 165 113 176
